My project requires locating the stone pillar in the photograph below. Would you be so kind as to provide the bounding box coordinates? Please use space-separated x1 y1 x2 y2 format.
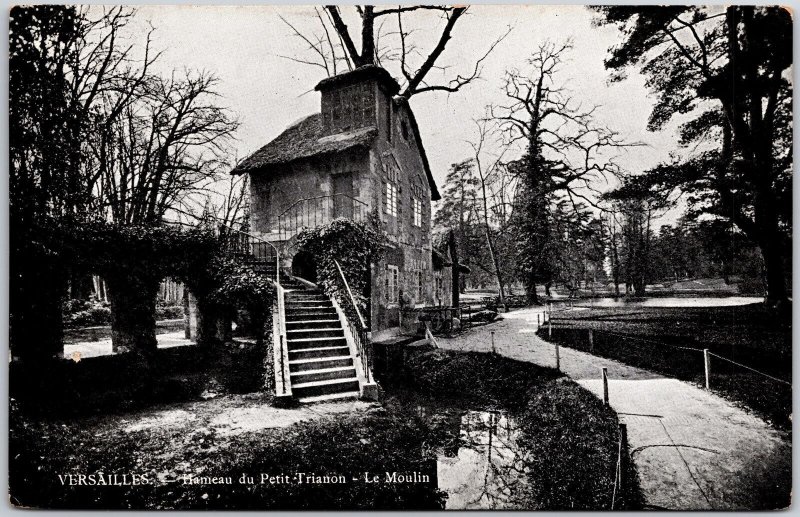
186 291 199 342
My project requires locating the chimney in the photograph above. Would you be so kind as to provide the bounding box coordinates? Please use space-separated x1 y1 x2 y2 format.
315 65 400 136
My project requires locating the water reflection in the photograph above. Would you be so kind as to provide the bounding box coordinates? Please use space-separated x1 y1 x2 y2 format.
437 410 531 509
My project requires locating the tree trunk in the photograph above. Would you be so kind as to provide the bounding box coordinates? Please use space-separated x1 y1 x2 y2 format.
10 258 65 361
449 230 460 308
759 233 788 307
525 275 540 305
106 275 160 354
478 170 507 309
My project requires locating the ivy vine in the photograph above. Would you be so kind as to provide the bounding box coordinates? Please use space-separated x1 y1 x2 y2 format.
295 217 387 323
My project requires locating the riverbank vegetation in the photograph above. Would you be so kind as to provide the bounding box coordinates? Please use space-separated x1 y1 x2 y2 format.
10 349 641 510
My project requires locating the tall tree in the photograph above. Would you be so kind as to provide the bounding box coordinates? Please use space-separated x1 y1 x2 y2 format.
10 5 82 360
594 6 792 306
617 199 654 296
433 160 483 293
491 40 631 302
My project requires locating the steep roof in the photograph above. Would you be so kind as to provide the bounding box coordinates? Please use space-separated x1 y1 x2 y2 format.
403 101 440 200
231 113 376 175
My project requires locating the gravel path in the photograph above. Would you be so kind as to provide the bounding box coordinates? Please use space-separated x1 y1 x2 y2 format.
438 307 791 510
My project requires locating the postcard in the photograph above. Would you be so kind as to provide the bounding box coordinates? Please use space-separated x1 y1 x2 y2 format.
8 4 792 510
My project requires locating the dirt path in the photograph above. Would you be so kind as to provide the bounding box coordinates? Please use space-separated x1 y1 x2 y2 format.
438 307 791 510
96 394 376 438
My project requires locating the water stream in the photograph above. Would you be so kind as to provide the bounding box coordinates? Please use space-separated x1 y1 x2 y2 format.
437 410 532 509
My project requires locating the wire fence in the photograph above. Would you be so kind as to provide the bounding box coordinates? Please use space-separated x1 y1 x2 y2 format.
541 306 791 388
707 352 792 386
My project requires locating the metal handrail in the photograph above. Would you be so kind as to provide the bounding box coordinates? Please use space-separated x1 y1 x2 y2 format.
216 221 281 286
332 258 372 383
276 194 370 245
276 193 368 220
333 259 367 329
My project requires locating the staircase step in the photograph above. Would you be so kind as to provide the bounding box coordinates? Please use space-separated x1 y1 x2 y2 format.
287 328 344 339
289 355 353 372
286 319 341 330
287 336 346 350
286 301 333 308
292 377 361 399
288 345 350 360
290 366 357 383
296 391 360 404
285 308 337 317
286 295 328 302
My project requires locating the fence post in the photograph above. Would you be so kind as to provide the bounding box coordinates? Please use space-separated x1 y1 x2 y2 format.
602 367 609 405
491 331 496 354
548 317 552 339
589 329 594 353
555 343 560 370
618 423 628 493
537 313 541 327
704 349 711 390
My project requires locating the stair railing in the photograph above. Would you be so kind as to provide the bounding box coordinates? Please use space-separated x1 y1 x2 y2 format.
217 222 280 286
333 259 372 383
277 194 369 245
274 282 290 395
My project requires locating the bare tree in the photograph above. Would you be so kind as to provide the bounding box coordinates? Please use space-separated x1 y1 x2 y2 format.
468 119 510 307
91 70 239 224
491 40 632 208
280 6 510 100
489 40 636 302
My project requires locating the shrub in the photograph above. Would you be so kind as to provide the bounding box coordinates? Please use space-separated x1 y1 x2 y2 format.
63 299 112 328
155 304 183 320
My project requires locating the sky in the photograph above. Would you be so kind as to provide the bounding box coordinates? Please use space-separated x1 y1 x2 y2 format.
132 5 684 224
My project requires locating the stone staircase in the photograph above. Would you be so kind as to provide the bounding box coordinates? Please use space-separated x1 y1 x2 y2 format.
283 285 361 403
245 258 362 403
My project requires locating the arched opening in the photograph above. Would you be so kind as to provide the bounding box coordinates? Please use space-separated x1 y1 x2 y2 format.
291 249 317 283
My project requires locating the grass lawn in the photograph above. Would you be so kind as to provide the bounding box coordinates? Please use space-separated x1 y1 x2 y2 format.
9 349 641 510
544 303 791 430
